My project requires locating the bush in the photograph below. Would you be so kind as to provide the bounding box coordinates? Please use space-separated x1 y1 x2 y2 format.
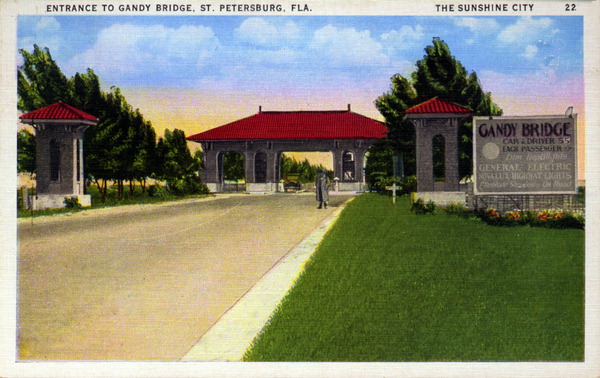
412 202 585 230
64 196 82 209
166 175 210 196
369 174 417 196
411 198 436 215
398 175 417 195
526 210 585 229
477 208 584 229
147 184 164 197
442 202 473 219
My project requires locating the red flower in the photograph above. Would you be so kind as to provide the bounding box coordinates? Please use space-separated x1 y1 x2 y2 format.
487 208 500 219
506 211 521 220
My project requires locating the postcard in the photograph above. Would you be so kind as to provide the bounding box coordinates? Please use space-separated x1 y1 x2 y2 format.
1 0 598 377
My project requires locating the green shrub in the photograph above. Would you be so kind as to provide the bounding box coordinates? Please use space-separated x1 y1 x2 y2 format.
368 174 417 195
64 196 82 209
442 202 473 219
398 175 417 195
527 210 585 229
166 175 210 196
411 198 436 215
147 184 164 197
476 208 584 229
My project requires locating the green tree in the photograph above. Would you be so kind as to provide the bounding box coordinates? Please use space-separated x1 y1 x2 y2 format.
280 154 331 183
222 152 245 181
364 139 396 186
370 38 503 184
374 74 418 177
156 129 205 195
17 129 36 174
18 45 72 111
18 46 159 200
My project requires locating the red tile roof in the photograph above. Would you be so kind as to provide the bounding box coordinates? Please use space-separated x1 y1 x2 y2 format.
405 97 472 115
20 101 98 121
187 110 387 141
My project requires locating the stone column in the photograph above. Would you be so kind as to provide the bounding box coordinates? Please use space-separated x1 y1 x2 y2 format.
414 120 434 192
266 151 279 185
201 149 220 185
444 120 460 191
354 149 368 183
244 151 256 183
332 149 343 181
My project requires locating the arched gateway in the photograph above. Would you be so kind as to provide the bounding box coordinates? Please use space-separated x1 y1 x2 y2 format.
187 105 387 192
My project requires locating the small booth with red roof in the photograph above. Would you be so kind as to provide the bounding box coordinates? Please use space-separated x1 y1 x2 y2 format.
405 97 473 205
20 101 98 210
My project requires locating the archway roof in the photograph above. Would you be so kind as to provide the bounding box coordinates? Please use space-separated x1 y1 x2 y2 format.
187 109 387 141
405 97 473 115
20 101 98 122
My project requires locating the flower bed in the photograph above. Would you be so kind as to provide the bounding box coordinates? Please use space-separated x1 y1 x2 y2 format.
412 199 585 229
478 207 584 229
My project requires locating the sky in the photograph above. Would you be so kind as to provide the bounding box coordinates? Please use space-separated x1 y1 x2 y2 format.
17 15 585 174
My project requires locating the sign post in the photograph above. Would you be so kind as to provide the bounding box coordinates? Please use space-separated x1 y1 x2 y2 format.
386 183 397 204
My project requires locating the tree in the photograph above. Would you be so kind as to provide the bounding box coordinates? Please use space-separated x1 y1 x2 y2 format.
156 129 206 195
280 154 332 183
18 46 159 200
370 38 502 183
17 129 36 174
374 74 418 177
18 45 72 111
222 153 245 181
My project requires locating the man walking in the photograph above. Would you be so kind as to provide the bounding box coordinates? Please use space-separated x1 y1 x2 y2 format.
315 170 329 209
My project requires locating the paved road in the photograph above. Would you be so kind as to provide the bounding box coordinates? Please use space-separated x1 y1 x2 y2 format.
18 192 353 360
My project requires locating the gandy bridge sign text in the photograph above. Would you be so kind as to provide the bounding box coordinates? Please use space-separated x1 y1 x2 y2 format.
473 115 577 195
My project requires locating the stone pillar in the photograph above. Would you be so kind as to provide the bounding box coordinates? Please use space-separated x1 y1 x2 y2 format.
201 148 220 185
244 151 256 183
266 151 279 185
414 120 434 192
332 149 343 181
444 119 460 191
354 149 368 183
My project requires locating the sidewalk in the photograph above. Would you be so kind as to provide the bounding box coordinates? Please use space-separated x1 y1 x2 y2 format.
181 197 354 361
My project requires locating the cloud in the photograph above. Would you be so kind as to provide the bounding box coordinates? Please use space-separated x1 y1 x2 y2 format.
521 44 538 59
35 17 60 32
453 17 500 34
234 18 301 47
19 16 62 53
380 25 425 49
497 17 555 45
309 25 389 67
65 23 219 83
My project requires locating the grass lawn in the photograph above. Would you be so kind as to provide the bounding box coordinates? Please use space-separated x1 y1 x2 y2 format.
244 193 584 361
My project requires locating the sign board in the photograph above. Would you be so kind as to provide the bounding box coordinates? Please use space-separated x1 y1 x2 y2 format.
473 115 577 194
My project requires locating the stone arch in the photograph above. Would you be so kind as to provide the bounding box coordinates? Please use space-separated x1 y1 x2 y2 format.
342 150 355 181
218 151 245 183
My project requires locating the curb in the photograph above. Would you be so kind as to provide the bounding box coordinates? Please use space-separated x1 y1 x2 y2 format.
180 197 355 361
